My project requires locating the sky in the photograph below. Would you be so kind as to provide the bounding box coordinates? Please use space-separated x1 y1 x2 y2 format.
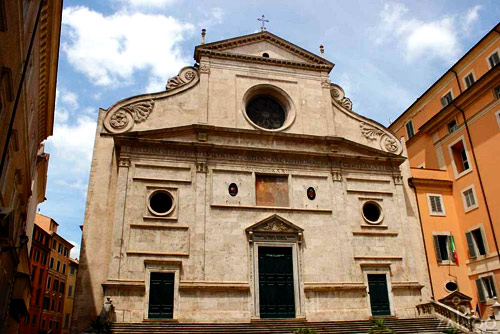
37 0 500 259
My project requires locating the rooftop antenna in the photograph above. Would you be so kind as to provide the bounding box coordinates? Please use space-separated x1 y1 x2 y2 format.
258 15 269 31
201 29 206 44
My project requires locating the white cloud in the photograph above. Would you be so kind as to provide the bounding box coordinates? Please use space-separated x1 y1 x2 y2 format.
60 90 79 109
199 7 224 28
120 0 178 8
62 6 194 91
374 3 481 63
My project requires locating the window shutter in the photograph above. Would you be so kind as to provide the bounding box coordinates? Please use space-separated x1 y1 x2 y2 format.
476 278 486 302
490 277 497 297
441 96 448 107
433 236 442 262
466 232 477 258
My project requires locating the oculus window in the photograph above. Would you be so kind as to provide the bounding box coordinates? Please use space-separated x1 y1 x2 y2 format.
246 95 286 130
362 201 383 224
148 190 174 216
255 175 289 207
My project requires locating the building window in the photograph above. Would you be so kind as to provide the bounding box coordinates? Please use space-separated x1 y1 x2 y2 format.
41 319 45 329
53 279 59 292
33 249 40 262
43 297 50 310
246 95 286 130
255 174 289 207
32 314 37 326
58 243 63 254
52 239 57 250
68 285 73 297
64 247 69 257
433 234 457 264
488 51 500 68
476 275 497 302
38 269 43 284
46 276 51 290
60 282 65 294
51 299 55 311
361 201 384 224
464 72 475 88
148 190 175 216
70 267 76 276
447 119 458 133
427 194 445 216
495 86 500 99
466 227 487 258
441 91 453 107
64 313 70 328
49 257 54 269
449 137 471 177
41 253 47 265
62 263 66 274
35 289 41 306
58 300 62 312
495 110 500 130
56 260 60 272
31 266 37 282
461 186 478 212
405 120 415 139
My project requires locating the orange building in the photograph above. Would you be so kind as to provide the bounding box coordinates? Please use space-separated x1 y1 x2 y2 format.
389 23 500 318
26 214 74 334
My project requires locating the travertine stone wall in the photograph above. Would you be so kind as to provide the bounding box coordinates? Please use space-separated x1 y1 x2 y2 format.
74 34 430 331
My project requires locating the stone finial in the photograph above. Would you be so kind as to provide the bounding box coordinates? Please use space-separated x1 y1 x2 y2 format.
201 29 206 44
319 44 325 57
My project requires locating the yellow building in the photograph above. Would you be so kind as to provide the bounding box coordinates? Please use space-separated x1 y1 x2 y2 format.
389 23 500 318
0 1 62 333
62 258 78 334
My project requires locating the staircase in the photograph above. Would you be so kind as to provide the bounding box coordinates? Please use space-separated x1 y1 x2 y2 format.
111 317 462 333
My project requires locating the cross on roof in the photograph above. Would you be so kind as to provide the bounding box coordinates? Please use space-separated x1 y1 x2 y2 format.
258 15 269 31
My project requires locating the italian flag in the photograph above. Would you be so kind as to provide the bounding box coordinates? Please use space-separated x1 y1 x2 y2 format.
450 236 458 264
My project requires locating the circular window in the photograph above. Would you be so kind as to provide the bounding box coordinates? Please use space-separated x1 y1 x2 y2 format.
246 95 286 130
148 190 174 216
445 281 458 292
307 187 316 200
242 85 296 132
262 53 270 58
362 201 383 224
228 183 238 196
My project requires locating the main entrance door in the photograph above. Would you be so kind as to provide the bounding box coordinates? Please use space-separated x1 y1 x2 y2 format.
368 274 391 316
258 247 295 318
148 272 174 319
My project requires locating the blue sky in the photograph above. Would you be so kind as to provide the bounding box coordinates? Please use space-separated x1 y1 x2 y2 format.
38 0 500 258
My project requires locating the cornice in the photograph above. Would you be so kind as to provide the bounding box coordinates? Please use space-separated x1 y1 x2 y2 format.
194 31 334 72
37 0 63 143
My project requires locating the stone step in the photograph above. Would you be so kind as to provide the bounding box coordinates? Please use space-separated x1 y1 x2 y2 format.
111 317 462 334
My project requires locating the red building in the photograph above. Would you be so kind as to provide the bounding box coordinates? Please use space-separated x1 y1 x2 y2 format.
20 223 51 333
20 214 73 334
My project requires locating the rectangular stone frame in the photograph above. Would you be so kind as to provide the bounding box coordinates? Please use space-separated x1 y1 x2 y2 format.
250 241 304 319
143 261 181 320
362 266 395 317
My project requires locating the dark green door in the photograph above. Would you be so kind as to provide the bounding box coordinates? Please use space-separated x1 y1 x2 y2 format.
368 274 391 316
258 247 295 318
148 272 174 319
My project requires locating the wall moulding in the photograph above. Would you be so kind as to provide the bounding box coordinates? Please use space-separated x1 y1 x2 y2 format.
303 282 366 291
179 281 250 291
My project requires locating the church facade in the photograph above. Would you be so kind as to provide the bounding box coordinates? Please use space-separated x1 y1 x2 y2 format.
74 31 431 330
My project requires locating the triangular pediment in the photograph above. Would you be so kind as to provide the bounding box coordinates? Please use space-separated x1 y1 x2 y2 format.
246 214 303 234
194 31 334 72
438 290 472 303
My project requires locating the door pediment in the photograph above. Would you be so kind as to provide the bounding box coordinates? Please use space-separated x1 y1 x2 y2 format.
246 214 303 243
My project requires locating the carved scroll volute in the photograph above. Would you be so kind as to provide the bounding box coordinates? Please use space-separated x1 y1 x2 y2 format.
359 122 402 154
104 100 155 133
330 83 353 111
103 66 200 134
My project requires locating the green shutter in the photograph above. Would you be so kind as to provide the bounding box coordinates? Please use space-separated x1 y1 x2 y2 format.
476 278 486 302
433 236 442 262
466 232 477 258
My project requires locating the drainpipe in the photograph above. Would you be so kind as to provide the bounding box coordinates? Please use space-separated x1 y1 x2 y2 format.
451 70 500 262
408 178 435 300
0 0 45 182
